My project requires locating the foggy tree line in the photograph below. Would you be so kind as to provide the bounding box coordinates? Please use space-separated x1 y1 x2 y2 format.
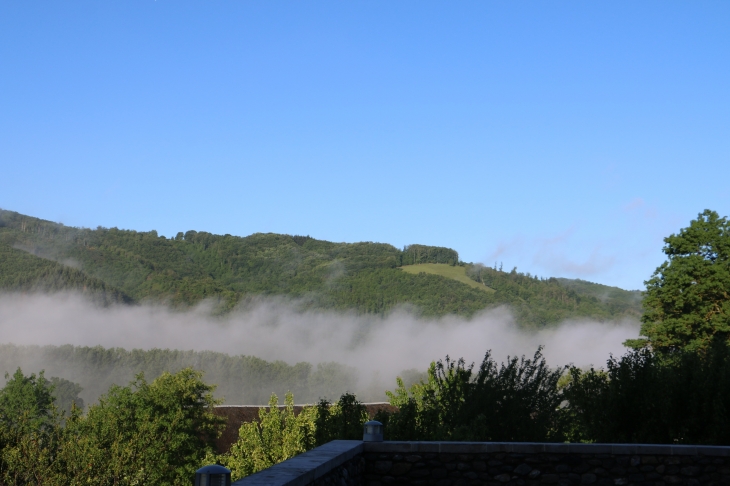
0 344 358 406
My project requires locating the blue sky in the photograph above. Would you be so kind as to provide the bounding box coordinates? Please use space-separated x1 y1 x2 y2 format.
1 1 728 291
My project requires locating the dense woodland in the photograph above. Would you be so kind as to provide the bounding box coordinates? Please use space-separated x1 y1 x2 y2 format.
0 245 128 306
0 343 358 406
0 209 641 328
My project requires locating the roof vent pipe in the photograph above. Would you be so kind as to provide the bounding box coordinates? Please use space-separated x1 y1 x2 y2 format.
363 420 384 442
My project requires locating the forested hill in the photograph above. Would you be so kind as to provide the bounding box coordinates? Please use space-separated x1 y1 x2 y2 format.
0 243 131 304
0 209 642 328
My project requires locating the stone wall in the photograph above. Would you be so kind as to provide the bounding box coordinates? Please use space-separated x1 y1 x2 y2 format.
232 440 363 486
232 442 730 486
361 443 730 486
312 455 366 486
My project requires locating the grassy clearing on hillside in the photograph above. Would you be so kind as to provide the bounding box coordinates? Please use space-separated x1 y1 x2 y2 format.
400 264 494 293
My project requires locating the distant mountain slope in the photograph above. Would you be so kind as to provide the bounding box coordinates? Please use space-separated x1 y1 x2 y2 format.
556 277 643 318
464 265 643 325
0 242 130 305
0 209 643 327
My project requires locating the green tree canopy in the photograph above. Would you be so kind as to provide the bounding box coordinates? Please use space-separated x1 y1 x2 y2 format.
60 368 224 485
380 348 565 442
50 377 84 415
627 209 730 352
563 343 730 444
220 391 368 481
221 392 316 480
0 368 55 433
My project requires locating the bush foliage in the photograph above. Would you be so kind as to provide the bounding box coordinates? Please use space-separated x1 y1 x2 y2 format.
0 368 223 486
378 348 565 442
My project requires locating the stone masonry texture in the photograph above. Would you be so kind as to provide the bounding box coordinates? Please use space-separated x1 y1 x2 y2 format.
360 450 730 486
313 455 366 486
232 442 730 486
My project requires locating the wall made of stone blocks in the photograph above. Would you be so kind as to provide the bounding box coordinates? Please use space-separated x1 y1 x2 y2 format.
361 447 730 486
232 441 730 486
312 455 366 486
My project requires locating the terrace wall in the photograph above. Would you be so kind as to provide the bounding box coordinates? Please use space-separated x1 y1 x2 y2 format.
233 441 730 486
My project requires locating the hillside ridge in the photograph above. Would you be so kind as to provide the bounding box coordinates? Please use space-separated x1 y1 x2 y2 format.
0 208 642 327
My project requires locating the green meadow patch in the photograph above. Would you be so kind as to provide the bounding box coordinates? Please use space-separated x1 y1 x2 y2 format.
400 263 494 293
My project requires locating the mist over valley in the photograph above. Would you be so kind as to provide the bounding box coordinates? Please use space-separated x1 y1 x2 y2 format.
0 292 639 405
0 209 643 406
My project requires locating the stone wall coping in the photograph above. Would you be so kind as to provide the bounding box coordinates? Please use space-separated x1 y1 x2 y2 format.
231 440 363 486
363 441 730 457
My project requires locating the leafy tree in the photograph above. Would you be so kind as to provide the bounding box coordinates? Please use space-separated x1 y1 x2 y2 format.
380 348 566 442
627 209 730 352
0 368 223 485
0 416 65 486
220 391 367 481
402 244 459 266
0 369 64 485
313 392 368 446
0 369 55 433
221 392 316 480
49 377 84 415
564 343 730 444
60 368 223 485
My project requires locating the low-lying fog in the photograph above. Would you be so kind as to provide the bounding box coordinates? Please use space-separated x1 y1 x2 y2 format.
0 292 640 404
